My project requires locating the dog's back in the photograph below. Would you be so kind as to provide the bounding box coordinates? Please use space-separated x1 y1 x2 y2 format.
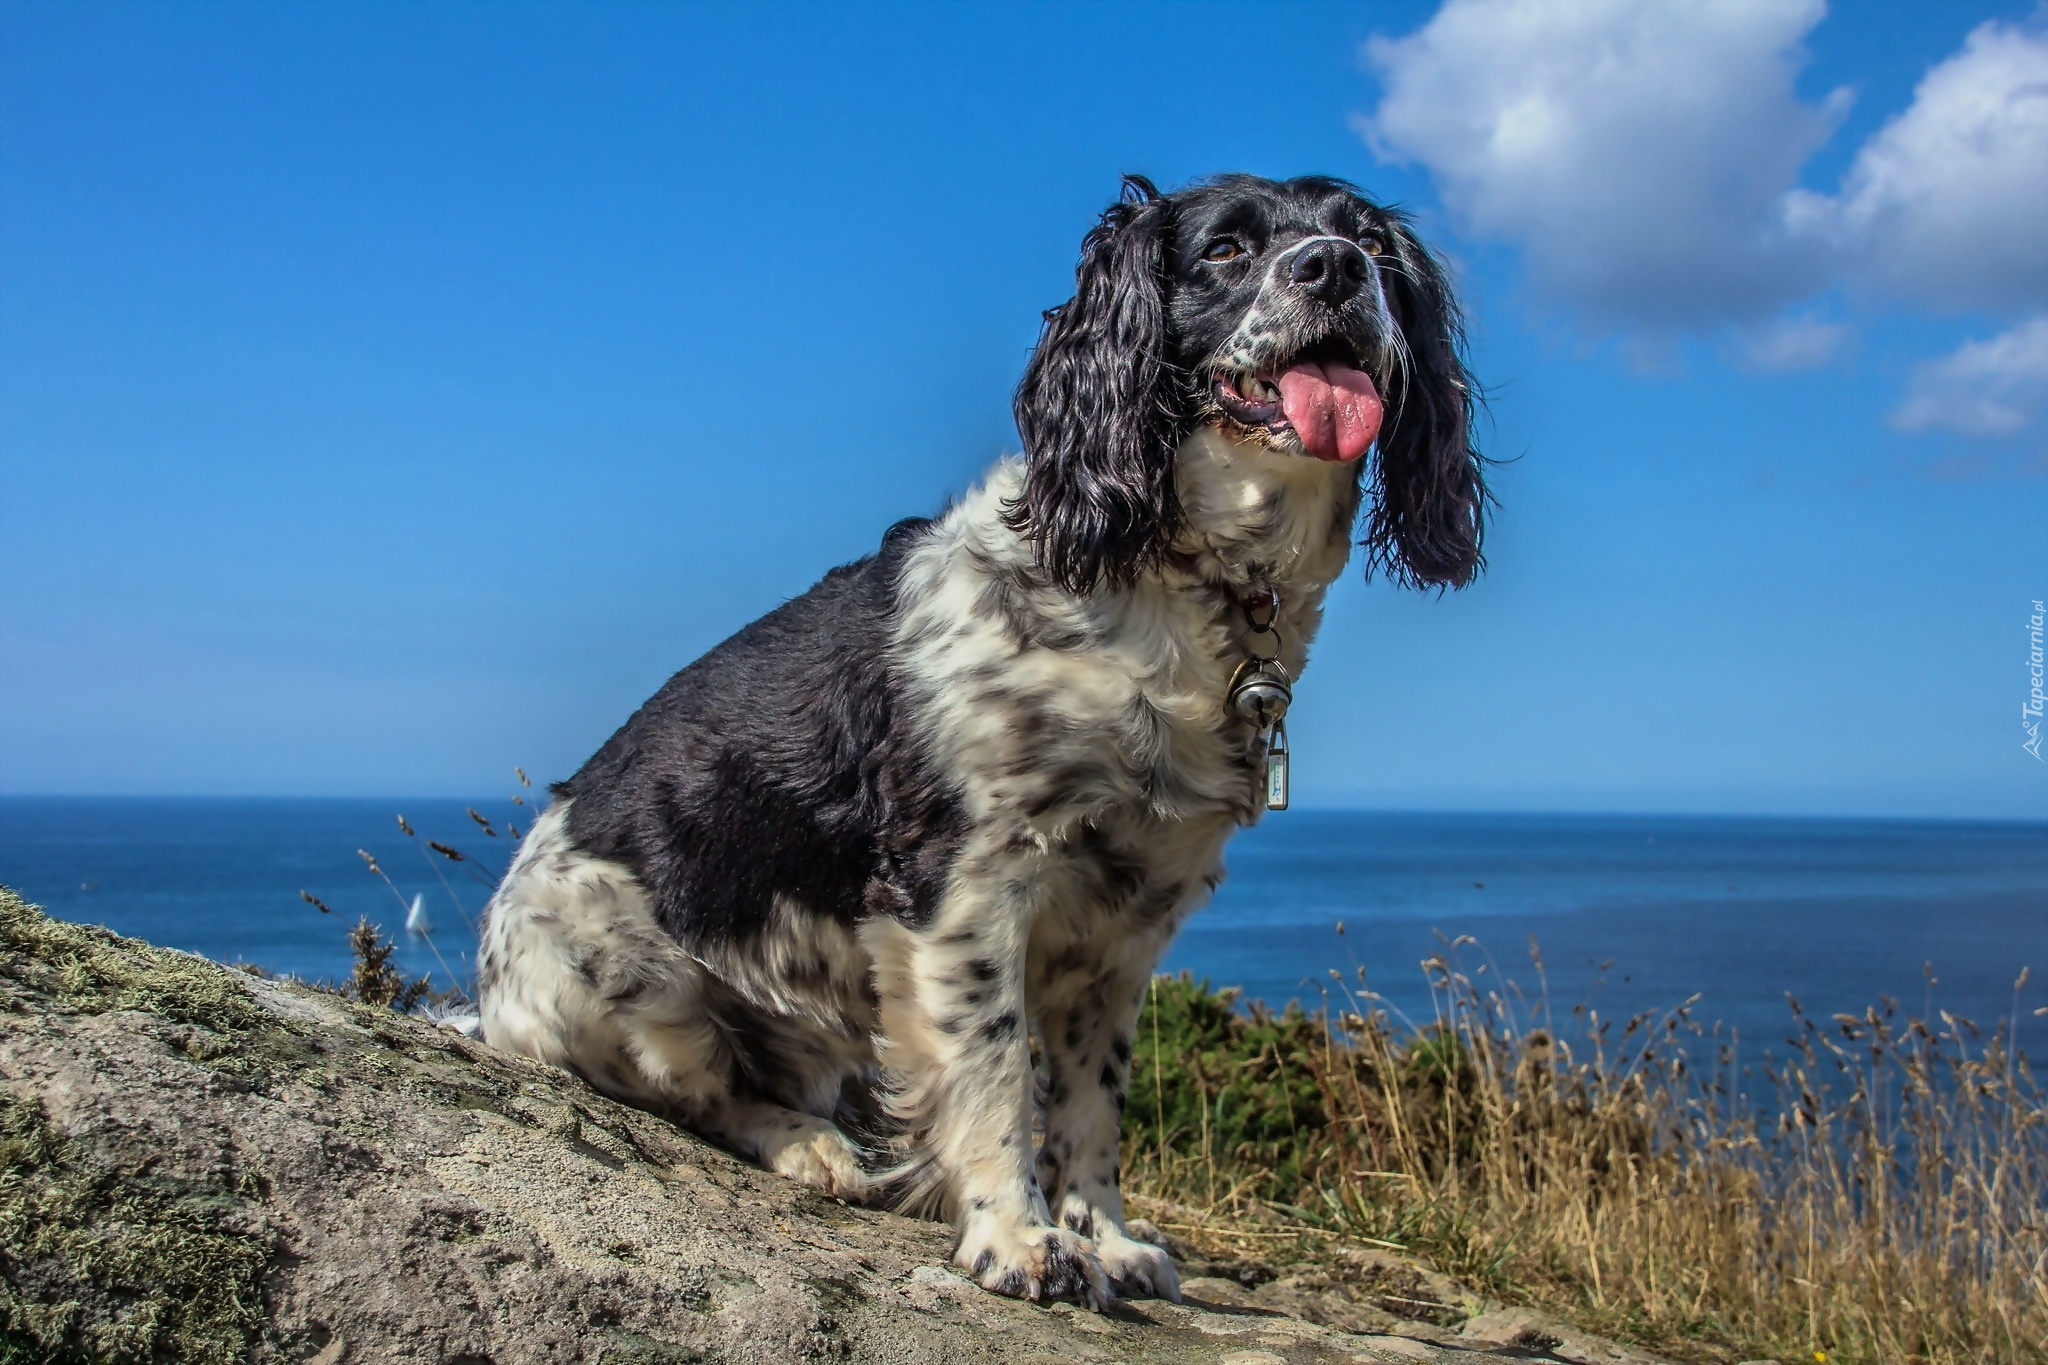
557 515 954 947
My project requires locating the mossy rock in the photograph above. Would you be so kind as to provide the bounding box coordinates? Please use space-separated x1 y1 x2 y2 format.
0 1089 270 1364
0 888 264 1035
0 887 1645 1365
0 888 274 1363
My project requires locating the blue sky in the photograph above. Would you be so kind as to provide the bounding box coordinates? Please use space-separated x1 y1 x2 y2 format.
3 0 2045 819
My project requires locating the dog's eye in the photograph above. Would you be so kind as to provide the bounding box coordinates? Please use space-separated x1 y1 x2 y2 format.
1202 239 1243 263
1361 236 1385 256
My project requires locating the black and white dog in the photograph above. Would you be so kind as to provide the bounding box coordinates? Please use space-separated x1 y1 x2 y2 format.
478 173 1484 1309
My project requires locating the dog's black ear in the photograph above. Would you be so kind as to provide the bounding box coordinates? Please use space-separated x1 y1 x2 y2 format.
1006 175 1180 595
1367 212 1488 589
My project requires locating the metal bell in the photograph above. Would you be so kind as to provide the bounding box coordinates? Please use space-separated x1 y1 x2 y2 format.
1229 667 1293 728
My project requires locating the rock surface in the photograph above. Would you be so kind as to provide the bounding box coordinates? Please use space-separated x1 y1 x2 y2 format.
0 890 1668 1365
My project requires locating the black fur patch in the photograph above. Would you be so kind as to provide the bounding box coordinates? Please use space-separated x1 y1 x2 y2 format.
559 518 968 946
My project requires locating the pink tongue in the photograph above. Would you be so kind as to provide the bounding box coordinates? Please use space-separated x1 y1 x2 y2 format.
1275 363 1383 463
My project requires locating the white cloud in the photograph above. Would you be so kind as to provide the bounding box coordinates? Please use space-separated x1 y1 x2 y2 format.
1786 21 2048 311
1892 316 2048 438
1737 314 1856 372
1358 0 1843 328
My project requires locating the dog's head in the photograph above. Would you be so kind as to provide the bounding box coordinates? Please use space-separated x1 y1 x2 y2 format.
1008 173 1485 595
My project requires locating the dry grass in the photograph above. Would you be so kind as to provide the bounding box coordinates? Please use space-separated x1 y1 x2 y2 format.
299 781 544 1011
1123 942 2047 1365
344 916 434 1011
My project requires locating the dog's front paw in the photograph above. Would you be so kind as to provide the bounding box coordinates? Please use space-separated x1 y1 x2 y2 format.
956 1221 1109 1310
1096 1229 1181 1302
760 1116 869 1201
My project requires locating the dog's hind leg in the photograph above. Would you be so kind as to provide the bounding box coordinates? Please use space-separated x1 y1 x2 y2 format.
622 1013 868 1198
480 803 868 1199
694 1098 870 1198
490 925 870 1198
628 1004 872 1199
502 983 870 1198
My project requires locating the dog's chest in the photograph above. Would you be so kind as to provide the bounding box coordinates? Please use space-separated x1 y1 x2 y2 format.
896 450 1353 831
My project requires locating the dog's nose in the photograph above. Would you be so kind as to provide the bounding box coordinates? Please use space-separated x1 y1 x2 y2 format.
1288 239 1368 307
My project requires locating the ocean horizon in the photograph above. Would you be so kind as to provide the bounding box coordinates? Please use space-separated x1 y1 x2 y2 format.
3 795 2043 1053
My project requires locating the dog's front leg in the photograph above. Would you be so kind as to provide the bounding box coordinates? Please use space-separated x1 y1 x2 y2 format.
1034 931 1182 1302
867 841 1109 1309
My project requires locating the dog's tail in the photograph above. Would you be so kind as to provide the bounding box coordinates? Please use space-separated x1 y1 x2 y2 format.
425 1003 486 1041
864 1144 950 1219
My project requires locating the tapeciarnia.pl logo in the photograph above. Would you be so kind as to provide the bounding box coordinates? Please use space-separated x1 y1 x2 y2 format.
2027 599 2045 762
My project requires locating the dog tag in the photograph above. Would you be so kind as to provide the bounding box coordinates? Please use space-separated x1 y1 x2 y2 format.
1264 722 1290 811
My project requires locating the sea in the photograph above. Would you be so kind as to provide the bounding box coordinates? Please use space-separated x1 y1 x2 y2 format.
3 797 2044 1052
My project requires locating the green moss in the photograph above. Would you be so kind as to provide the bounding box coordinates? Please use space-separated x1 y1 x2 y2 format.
0 888 262 1034
0 1091 270 1365
0 892 281 1360
0 889 336 1101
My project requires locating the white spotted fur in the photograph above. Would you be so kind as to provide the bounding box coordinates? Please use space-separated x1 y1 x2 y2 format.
478 424 1359 1304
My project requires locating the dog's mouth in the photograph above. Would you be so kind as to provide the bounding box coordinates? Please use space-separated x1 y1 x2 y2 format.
1210 339 1384 464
